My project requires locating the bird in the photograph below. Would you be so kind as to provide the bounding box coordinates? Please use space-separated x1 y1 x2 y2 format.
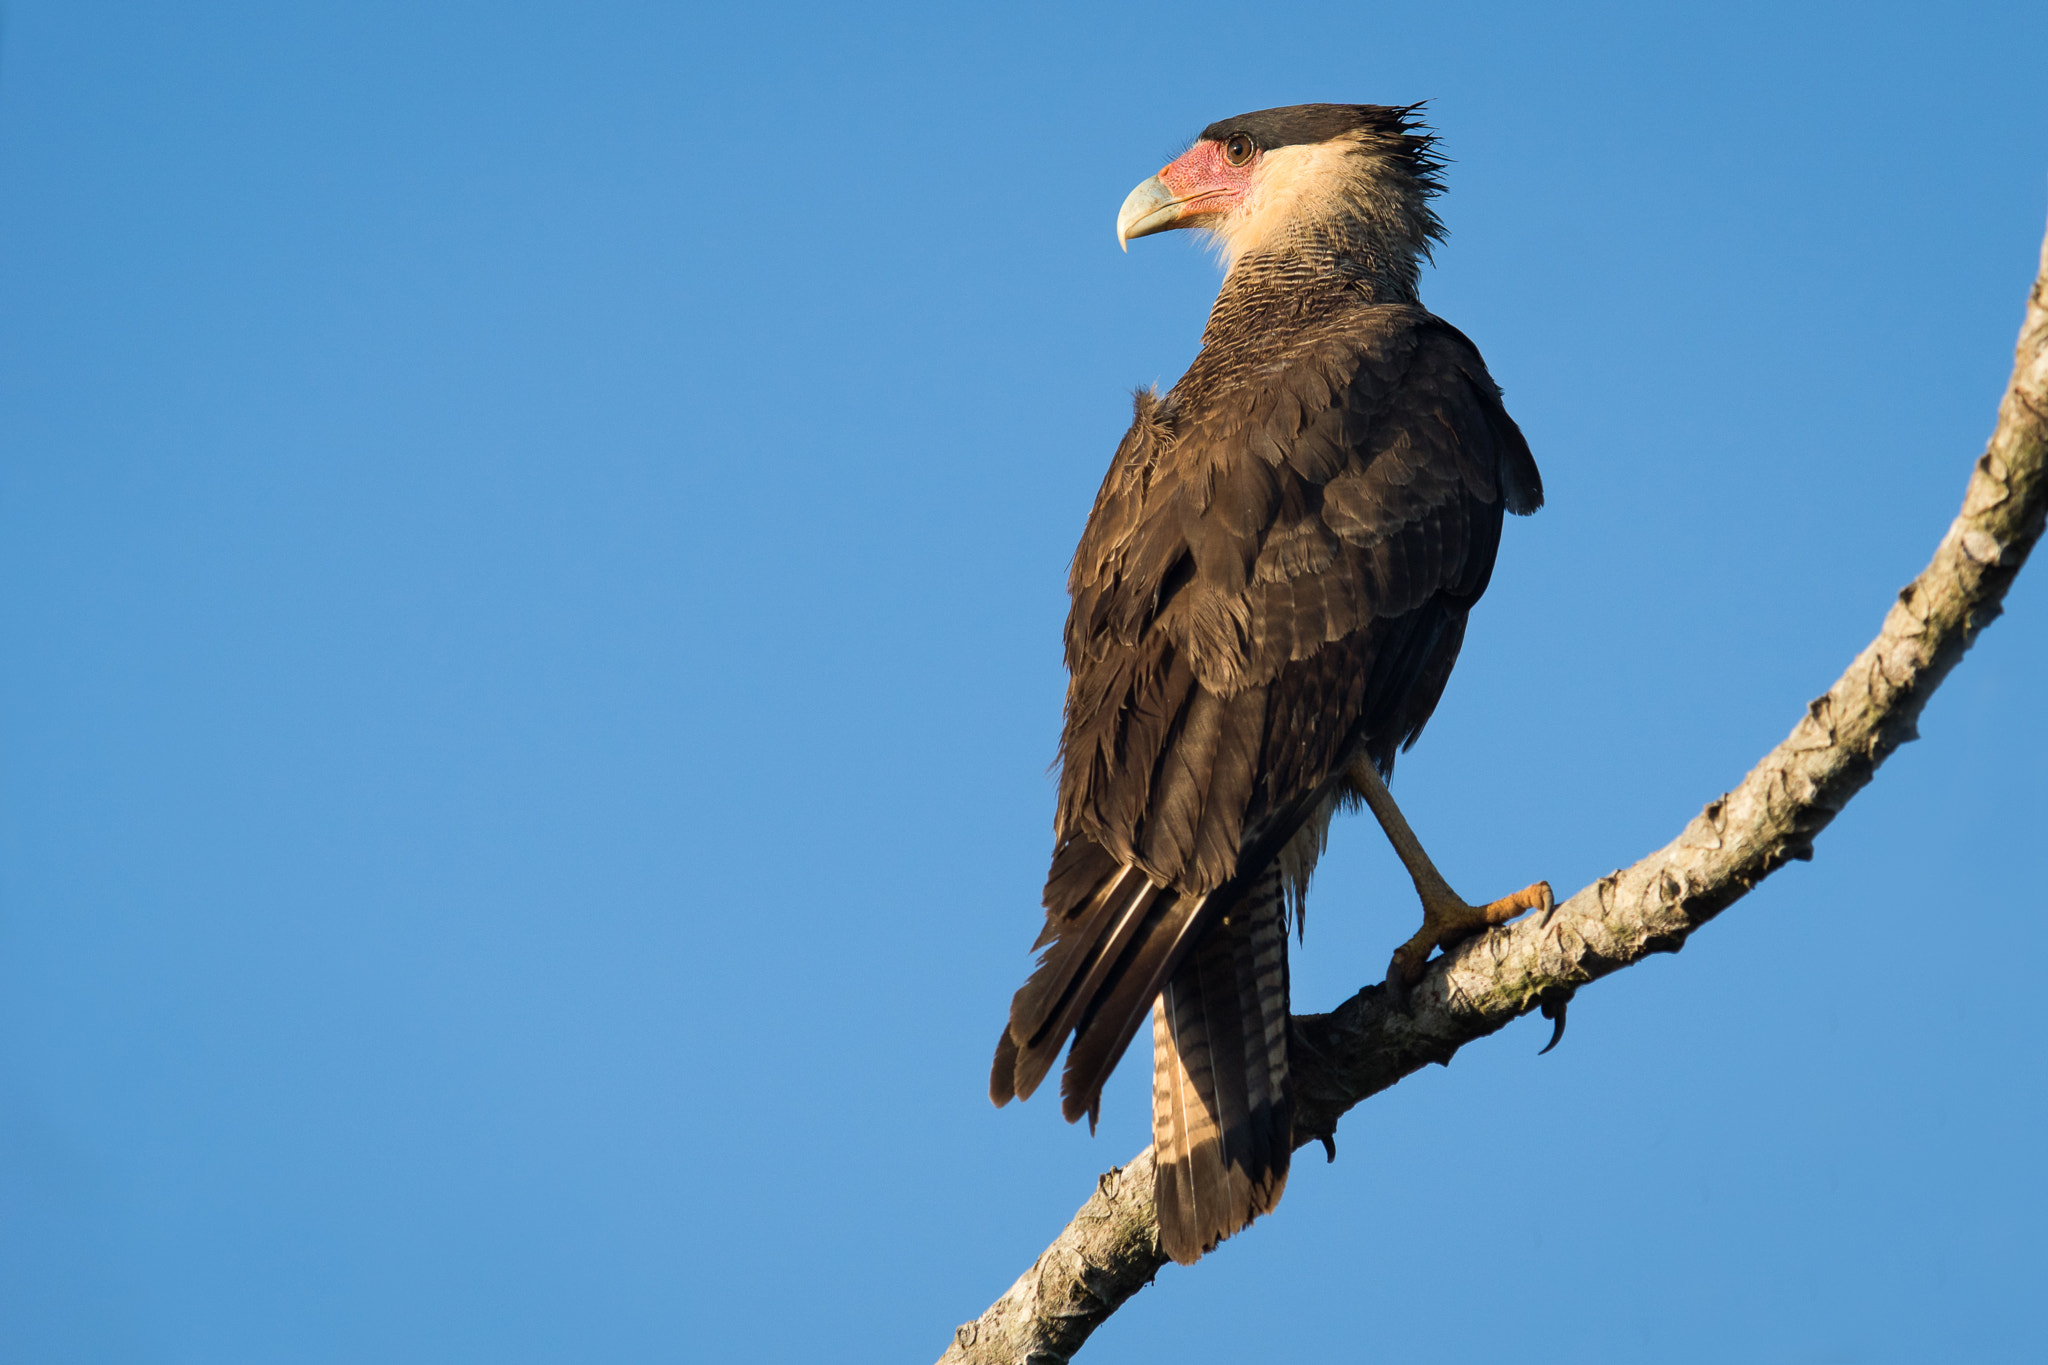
988 103 1550 1267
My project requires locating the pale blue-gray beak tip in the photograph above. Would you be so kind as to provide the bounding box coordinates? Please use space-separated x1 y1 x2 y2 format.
1116 174 1181 252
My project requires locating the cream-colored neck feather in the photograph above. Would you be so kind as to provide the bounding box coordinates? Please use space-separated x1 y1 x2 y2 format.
1201 132 1437 301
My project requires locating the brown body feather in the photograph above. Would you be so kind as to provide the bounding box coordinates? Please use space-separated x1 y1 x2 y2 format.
993 107 1542 1262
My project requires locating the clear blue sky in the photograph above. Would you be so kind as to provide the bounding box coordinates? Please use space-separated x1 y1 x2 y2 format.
3 4 2044 1362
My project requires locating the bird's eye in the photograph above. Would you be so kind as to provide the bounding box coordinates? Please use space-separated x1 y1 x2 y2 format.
1223 134 1255 167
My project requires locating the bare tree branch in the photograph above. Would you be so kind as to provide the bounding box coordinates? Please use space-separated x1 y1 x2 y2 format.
941 213 2048 1365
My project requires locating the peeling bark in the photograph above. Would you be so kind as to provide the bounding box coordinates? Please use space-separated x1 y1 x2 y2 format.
940 216 2048 1365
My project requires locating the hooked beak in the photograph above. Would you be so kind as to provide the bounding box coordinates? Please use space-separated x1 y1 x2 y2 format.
1115 174 1184 251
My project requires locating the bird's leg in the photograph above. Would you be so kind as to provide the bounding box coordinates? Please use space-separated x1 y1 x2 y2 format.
1346 757 1552 991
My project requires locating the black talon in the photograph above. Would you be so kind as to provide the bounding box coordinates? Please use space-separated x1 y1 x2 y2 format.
1537 997 1569 1055
1318 1134 1337 1163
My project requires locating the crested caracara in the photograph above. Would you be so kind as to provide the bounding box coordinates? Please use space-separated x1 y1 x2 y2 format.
990 104 1549 1266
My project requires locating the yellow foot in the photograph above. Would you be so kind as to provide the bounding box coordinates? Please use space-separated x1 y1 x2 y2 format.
1386 880 1553 991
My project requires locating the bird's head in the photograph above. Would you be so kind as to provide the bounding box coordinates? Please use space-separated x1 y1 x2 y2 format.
1116 103 1446 290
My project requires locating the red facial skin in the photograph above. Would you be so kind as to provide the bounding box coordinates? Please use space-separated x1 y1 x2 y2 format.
1157 139 1258 224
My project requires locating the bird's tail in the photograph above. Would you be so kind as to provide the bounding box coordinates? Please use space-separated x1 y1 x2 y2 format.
989 839 1293 1261
990 836 1219 1126
1151 865 1291 1264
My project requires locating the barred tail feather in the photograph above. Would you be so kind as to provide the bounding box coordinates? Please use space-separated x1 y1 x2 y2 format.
1151 867 1291 1265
